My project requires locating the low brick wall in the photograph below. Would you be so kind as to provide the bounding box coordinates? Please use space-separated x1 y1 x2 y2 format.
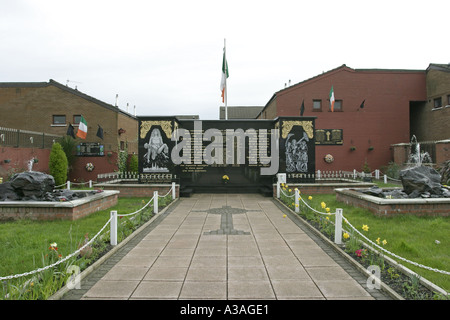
95 181 179 199
0 191 119 221
335 188 450 217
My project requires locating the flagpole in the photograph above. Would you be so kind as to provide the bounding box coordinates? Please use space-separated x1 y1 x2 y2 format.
224 38 228 120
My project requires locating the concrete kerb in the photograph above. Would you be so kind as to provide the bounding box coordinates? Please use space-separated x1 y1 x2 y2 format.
273 197 404 300
48 198 179 300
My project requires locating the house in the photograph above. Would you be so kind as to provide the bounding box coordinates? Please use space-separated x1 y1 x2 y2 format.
0 80 138 181
256 64 429 171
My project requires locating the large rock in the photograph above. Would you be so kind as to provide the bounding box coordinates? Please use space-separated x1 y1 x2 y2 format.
0 182 21 201
400 166 443 196
9 171 55 199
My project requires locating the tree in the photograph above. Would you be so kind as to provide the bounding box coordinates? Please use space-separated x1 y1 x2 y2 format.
58 135 77 171
49 142 68 186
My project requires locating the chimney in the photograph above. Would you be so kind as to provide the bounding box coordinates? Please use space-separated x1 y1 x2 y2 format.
115 94 119 107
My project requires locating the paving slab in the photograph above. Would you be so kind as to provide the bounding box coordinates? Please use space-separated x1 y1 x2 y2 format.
61 193 391 300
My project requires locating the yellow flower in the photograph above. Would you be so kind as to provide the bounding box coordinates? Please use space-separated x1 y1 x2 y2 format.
362 224 369 232
376 237 380 244
283 214 287 218
288 189 292 192
295 204 299 207
326 207 330 213
308 196 312 200
326 216 329 220
321 202 326 209
343 232 350 240
382 239 388 245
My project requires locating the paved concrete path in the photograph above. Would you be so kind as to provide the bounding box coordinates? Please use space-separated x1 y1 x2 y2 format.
63 194 390 300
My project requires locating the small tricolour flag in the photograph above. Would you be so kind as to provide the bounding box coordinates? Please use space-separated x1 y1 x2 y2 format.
76 115 88 139
220 46 229 103
329 86 335 112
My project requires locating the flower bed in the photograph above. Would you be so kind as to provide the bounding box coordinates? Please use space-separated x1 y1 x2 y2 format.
277 184 449 300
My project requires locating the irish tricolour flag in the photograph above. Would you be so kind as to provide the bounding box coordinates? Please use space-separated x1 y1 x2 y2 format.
220 47 229 103
76 115 88 139
329 86 335 112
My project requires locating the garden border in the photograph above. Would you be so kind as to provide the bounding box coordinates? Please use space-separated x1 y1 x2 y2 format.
48 198 179 300
274 197 449 299
274 197 404 300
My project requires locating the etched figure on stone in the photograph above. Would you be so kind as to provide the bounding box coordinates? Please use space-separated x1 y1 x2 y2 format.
285 132 309 173
143 128 169 172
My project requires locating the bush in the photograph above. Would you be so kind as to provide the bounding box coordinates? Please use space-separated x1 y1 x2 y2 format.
128 154 138 173
58 136 77 170
49 143 68 186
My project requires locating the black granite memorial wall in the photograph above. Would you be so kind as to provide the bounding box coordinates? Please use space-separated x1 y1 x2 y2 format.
138 116 316 195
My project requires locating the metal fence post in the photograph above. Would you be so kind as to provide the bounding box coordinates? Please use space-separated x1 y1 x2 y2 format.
67 181 71 190
334 208 343 245
154 191 158 214
110 210 117 246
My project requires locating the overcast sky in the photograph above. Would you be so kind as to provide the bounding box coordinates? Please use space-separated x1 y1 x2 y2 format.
1 0 449 120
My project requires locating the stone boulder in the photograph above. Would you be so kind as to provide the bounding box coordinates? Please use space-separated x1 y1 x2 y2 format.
400 166 443 196
9 171 55 199
0 182 21 201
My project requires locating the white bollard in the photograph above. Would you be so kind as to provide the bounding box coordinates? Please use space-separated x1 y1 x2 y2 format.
384 174 387 184
277 181 280 198
295 189 300 213
89 180 92 188
110 210 118 246
154 191 158 214
172 182 176 199
334 208 343 245
67 181 71 190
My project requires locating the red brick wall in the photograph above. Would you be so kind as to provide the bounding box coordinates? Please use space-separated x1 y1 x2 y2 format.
0 147 50 179
263 66 427 172
0 192 118 221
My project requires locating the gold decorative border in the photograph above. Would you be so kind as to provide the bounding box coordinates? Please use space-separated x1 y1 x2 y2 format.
281 120 314 139
140 121 173 139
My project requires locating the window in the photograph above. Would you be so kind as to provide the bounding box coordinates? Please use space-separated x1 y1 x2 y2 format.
73 115 81 125
447 95 450 106
330 100 343 111
52 115 66 125
434 97 442 109
313 100 322 111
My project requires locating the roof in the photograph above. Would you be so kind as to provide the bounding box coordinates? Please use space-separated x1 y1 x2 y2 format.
427 63 450 73
219 106 264 119
0 79 137 120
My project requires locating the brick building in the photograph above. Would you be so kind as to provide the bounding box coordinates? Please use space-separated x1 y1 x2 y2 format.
0 80 138 181
410 63 450 142
256 64 429 172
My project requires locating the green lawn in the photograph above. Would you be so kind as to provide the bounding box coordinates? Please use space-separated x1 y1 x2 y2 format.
285 190 450 293
0 196 165 299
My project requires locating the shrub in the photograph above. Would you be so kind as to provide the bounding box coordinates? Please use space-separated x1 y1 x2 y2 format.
128 154 138 173
49 142 68 186
58 136 77 170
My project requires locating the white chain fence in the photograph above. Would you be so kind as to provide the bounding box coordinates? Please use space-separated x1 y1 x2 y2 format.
277 184 450 276
0 217 112 281
0 183 177 282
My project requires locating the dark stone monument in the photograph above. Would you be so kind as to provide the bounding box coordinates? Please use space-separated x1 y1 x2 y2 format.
0 171 102 202
400 166 449 198
137 116 316 196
